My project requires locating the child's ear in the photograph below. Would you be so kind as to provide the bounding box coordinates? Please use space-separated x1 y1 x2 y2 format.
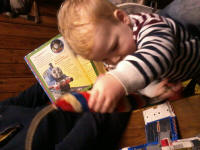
113 9 130 25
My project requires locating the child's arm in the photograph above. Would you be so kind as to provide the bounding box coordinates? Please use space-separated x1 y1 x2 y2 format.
89 18 176 113
109 29 176 93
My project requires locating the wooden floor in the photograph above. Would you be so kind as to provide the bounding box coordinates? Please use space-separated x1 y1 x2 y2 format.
0 0 63 101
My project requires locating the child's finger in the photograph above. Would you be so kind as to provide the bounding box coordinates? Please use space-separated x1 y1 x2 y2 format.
159 87 180 100
156 85 168 97
158 89 174 100
93 93 105 112
171 83 183 92
107 101 117 113
108 106 115 113
88 90 98 109
158 79 169 87
101 98 112 113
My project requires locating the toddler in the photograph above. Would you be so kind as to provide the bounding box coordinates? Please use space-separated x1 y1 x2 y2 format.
58 0 200 113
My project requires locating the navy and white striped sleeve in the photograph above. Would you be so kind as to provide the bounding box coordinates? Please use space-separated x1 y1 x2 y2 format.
108 21 176 94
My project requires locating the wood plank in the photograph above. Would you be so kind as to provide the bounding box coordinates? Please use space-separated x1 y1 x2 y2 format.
38 4 59 17
38 1 63 16
0 35 49 50
0 22 58 38
0 77 37 93
0 92 20 102
0 15 57 28
36 15 58 27
171 96 200 138
0 49 33 63
119 110 146 148
0 64 33 77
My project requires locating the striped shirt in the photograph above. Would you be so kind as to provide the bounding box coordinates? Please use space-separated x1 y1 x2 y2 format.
109 13 200 94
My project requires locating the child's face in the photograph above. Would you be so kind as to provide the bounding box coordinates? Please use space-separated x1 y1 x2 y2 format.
90 10 136 65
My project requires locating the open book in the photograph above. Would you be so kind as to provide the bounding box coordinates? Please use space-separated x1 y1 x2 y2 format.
25 34 106 102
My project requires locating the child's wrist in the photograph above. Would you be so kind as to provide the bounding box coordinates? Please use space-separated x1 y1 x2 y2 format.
106 72 128 95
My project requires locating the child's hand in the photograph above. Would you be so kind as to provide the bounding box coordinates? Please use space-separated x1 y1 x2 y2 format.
140 79 183 102
89 74 126 113
155 80 183 101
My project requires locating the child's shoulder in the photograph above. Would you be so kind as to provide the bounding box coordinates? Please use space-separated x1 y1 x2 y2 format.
129 12 177 41
129 12 167 25
129 12 177 33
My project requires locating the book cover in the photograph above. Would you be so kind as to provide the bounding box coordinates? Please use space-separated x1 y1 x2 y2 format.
25 34 105 103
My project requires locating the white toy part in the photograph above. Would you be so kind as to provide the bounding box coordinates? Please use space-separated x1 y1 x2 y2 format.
143 102 175 124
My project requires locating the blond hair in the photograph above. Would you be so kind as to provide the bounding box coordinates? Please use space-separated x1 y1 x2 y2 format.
57 0 118 58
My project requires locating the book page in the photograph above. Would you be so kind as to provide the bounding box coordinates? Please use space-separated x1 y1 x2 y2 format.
77 56 106 83
27 36 92 101
77 56 98 83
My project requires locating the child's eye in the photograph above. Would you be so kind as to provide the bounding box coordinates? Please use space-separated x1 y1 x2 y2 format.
102 58 108 62
102 58 111 64
111 42 118 52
